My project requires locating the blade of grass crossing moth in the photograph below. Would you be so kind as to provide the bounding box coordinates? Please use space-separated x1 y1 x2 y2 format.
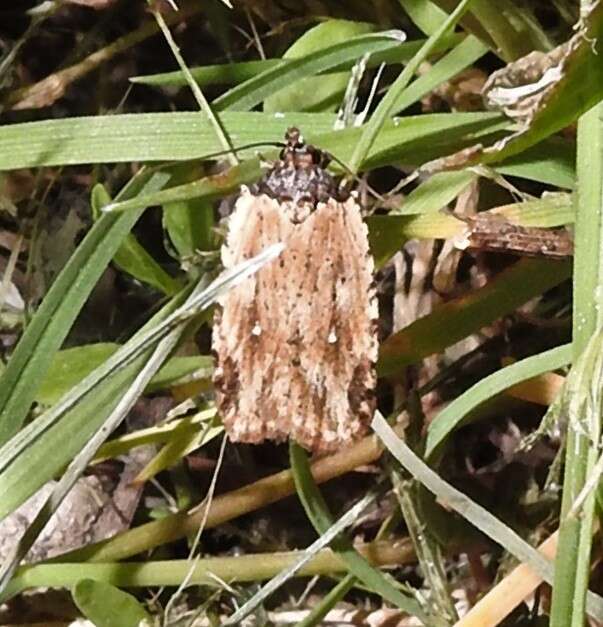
0 244 284 522
289 442 428 621
0 168 172 446
348 0 476 174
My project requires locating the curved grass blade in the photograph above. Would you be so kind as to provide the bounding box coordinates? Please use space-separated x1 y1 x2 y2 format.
129 34 462 89
132 421 222 484
289 442 427 621
371 412 603 622
0 168 171 446
93 409 216 463
131 58 282 87
213 31 406 112
425 344 573 458
0 243 284 521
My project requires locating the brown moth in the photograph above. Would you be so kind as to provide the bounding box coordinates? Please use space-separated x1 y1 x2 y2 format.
212 129 378 453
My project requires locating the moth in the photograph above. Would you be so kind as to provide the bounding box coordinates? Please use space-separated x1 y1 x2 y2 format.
212 129 378 453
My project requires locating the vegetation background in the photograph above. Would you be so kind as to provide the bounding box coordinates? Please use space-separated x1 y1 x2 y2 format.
0 0 601 625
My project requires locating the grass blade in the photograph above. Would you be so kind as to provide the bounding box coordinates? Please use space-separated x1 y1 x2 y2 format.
372 412 603 622
391 35 488 114
425 344 572 458
378 258 572 376
348 0 476 173
550 95 603 626
222 494 375 625
213 31 406 112
0 168 171 446
289 442 428 621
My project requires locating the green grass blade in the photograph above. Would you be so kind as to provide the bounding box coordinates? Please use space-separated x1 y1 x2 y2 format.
289 442 427 621
213 31 406 112
550 91 603 626
102 157 264 213
93 409 215 462
90 184 180 295
36 344 211 406
0 168 171 446
372 412 603 622
131 58 283 87
399 0 450 35
495 137 575 189
130 32 463 88
297 576 356 627
425 344 573 458
72 579 152 627
369 190 573 267
348 0 476 173
378 258 572 376
0 110 507 171
394 169 477 215
392 35 488 114
262 20 376 114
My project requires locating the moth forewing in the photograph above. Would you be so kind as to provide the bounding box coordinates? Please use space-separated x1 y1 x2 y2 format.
213 130 378 453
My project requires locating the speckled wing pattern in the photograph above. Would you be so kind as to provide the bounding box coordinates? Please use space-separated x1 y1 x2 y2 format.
212 130 378 453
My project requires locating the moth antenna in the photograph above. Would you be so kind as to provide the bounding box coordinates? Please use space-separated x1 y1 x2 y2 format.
322 150 386 203
202 140 286 162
